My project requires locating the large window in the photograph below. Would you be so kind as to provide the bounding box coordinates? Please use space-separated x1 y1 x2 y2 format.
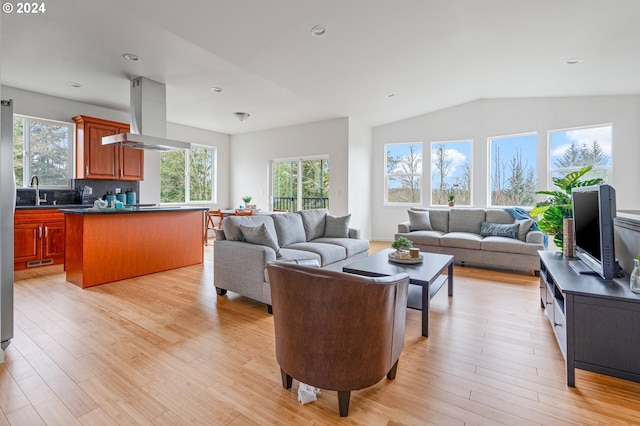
489 132 537 206
13 115 73 187
385 142 422 204
549 124 612 185
160 145 215 203
272 157 329 211
431 141 472 206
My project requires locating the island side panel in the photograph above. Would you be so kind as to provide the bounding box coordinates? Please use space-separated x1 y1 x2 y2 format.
65 213 86 286
65 210 204 288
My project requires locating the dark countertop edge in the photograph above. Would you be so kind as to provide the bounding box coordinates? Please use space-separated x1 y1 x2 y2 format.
59 206 209 214
16 203 156 210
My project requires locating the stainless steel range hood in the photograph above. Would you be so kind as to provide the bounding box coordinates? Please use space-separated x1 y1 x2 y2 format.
102 77 191 151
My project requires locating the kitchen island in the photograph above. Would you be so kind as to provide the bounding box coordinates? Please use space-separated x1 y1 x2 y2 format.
61 206 207 288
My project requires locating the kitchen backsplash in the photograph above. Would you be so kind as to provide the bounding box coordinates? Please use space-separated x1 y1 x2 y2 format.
16 179 140 206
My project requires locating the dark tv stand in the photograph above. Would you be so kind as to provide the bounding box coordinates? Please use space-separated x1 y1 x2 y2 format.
539 251 640 386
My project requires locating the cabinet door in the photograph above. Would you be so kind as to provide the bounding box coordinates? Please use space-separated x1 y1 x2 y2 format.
43 221 65 258
84 121 119 179
14 223 41 262
119 132 144 181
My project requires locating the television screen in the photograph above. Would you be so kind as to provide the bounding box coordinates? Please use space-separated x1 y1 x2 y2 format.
571 184 618 280
572 190 601 262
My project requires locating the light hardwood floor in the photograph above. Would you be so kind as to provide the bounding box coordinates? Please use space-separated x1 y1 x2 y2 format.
2 242 640 425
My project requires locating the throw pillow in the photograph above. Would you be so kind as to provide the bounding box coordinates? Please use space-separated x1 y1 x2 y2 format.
480 221 519 239
514 218 533 242
271 213 307 247
239 223 281 256
297 208 329 241
324 214 351 238
408 210 432 231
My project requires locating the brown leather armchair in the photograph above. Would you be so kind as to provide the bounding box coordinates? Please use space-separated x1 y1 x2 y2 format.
266 262 410 417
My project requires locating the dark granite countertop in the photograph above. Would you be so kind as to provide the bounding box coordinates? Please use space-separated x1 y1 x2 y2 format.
59 206 208 214
16 203 155 210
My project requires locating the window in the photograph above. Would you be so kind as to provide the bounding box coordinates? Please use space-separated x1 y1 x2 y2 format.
272 157 329 211
385 143 422 204
431 141 472 206
549 124 612 185
160 145 215 203
489 132 537 206
13 115 73 187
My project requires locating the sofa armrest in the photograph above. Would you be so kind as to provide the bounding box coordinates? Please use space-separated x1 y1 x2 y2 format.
526 230 545 245
348 228 361 239
214 240 277 299
398 221 410 233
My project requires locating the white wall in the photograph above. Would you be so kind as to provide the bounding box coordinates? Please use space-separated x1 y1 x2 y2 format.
2 86 231 206
348 118 373 239
372 95 640 241
229 117 374 229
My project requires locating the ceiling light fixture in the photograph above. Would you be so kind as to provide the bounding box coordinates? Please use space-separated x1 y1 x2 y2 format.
210 87 223 93
310 25 326 37
66 81 82 88
234 112 250 122
122 53 141 62
566 57 582 64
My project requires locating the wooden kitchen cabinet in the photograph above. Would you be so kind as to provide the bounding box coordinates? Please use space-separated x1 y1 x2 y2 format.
73 115 144 181
14 209 65 270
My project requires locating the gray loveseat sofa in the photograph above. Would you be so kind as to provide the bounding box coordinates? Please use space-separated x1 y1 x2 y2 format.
395 208 545 275
214 208 369 311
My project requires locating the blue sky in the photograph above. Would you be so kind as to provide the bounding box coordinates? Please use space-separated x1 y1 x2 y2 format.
430 141 471 189
549 125 612 168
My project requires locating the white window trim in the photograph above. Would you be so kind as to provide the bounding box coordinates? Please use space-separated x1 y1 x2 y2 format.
430 139 473 207
270 155 329 211
384 141 423 206
160 144 216 205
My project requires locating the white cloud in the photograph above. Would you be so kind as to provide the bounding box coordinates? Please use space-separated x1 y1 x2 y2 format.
431 148 468 175
565 127 612 156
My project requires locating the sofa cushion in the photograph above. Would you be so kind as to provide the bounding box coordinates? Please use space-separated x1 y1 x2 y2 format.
222 215 277 242
440 232 482 250
412 208 448 232
480 221 519 239
284 242 346 266
481 237 543 256
515 218 533 241
239 223 281 256
272 213 307 247
408 210 432 231
297 208 329 241
397 230 443 247
449 209 486 234
312 237 369 257
324 214 351 238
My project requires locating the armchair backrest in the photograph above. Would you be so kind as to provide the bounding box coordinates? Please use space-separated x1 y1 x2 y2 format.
266 262 409 391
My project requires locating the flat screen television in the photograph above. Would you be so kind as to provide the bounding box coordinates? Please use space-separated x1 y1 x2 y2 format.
570 184 619 280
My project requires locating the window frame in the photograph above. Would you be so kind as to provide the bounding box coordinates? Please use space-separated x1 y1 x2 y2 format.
487 131 538 207
547 123 613 188
14 114 74 189
270 155 329 211
384 142 423 206
430 140 473 207
160 143 217 205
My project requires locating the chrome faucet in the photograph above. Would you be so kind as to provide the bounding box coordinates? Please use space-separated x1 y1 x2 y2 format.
29 175 46 205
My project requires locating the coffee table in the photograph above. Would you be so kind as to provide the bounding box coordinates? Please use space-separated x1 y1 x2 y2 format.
343 249 454 338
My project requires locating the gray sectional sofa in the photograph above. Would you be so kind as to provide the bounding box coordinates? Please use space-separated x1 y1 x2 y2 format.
395 208 545 275
214 208 369 311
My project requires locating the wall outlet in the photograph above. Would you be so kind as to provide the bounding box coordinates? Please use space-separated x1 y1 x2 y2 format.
115 188 121 194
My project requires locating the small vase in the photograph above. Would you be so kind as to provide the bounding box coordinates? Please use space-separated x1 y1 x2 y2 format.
630 259 640 294
448 201 455 207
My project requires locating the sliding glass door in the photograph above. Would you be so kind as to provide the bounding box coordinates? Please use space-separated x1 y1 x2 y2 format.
272 157 329 211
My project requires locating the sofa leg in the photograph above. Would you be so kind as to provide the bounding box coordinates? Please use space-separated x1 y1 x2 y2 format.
386 359 399 380
281 368 292 389
215 287 227 296
534 270 540 277
338 391 351 417
267 305 273 314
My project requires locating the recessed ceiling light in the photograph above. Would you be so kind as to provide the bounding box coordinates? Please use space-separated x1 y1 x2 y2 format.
387 92 396 98
566 58 582 65
66 81 82 88
210 87 223 93
310 25 326 37
122 53 141 62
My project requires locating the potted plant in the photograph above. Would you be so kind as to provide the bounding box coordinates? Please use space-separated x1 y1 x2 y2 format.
447 184 459 207
392 236 413 253
530 165 603 251
242 196 252 208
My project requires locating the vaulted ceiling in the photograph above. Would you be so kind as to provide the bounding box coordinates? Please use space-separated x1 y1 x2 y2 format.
2 0 639 134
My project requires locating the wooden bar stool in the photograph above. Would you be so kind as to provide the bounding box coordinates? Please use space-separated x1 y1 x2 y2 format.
204 209 224 245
